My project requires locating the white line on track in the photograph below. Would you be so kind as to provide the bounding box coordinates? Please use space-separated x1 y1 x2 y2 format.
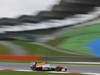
0 68 100 75
50 62 100 64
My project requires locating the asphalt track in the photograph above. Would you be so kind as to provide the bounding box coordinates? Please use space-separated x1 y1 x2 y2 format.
0 62 100 73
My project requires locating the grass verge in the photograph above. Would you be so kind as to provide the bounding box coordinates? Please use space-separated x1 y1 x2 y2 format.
0 71 86 75
0 45 9 55
8 41 79 56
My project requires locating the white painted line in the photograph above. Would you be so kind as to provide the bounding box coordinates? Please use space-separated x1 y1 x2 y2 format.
0 68 100 75
50 62 100 64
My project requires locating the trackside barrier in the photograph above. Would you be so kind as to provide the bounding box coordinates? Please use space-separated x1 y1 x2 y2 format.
0 56 42 60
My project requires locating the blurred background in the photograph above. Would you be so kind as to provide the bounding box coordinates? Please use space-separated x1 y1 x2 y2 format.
0 0 100 57
0 0 100 75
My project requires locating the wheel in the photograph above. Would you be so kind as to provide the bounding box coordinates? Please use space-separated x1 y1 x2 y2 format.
30 66 36 71
61 68 67 72
56 68 62 72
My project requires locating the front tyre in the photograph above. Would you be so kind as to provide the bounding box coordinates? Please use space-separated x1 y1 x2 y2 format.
61 68 67 72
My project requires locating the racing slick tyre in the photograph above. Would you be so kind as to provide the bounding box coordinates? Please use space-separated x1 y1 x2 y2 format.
56 68 62 72
30 66 36 71
56 68 67 72
30 66 43 71
30 66 34 71
61 68 67 72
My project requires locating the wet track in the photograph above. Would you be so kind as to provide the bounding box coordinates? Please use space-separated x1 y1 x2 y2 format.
0 62 100 73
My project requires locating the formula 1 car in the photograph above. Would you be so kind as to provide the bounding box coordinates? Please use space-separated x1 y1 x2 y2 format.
30 62 67 72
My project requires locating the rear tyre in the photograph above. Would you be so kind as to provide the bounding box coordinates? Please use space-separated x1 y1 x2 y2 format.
56 68 62 72
30 66 35 71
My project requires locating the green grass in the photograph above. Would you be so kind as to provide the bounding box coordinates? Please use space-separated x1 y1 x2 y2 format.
8 41 78 56
0 45 9 55
0 71 86 75
59 33 100 54
45 24 100 55
0 60 43 63
46 24 100 45
0 59 32 63
63 24 100 37
46 37 68 46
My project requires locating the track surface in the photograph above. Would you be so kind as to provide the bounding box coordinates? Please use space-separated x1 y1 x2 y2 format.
0 62 100 73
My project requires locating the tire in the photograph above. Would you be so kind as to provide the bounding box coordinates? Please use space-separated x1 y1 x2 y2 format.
61 68 67 72
30 67 34 70
30 66 36 71
56 68 62 72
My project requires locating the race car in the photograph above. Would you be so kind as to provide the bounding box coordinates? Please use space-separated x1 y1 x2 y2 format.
30 62 67 72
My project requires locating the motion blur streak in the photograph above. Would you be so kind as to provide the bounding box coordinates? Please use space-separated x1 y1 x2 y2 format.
0 56 42 60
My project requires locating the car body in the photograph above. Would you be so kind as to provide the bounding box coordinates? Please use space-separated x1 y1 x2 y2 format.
30 62 67 72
